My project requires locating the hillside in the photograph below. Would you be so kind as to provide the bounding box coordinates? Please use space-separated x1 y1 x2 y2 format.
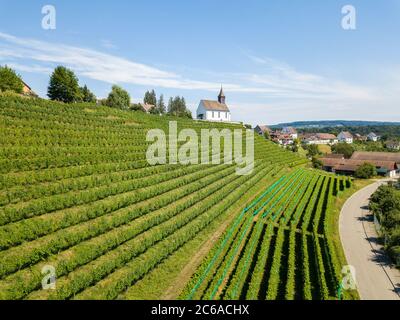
0 94 304 298
0 94 356 300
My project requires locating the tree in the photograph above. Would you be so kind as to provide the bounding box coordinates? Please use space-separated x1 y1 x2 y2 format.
151 94 166 114
332 142 355 159
144 89 157 106
167 96 190 117
129 103 143 111
79 85 96 103
304 144 320 158
48 66 81 103
354 162 377 179
290 143 299 153
183 109 193 119
0 66 23 94
106 85 130 109
263 131 270 140
369 184 400 265
312 157 323 169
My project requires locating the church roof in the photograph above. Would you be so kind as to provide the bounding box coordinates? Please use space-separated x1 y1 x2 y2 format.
200 100 230 112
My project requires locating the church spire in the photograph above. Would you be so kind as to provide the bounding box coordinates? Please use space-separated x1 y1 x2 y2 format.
218 85 226 104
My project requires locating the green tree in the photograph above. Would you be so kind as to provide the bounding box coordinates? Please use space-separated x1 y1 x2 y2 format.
106 85 130 109
151 94 166 114
80 85 96 103
0 66 23 94
129 103 143 111
354 162 377 179
168 96 190 117
304 144 320 157
144 89 157 106
312 157 323 169
369 184 400 265
263 131 270 140
332 143 355 159
48 66 81 103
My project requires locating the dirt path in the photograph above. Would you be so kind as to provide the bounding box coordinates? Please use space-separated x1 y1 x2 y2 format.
339 179 400 300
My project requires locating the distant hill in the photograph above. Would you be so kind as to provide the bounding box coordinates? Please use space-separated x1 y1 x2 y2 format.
270 120 400 129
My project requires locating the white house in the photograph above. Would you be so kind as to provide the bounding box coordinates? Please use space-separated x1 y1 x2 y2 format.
281 127 298 140
338 131 353 144
196 87 231 122
367 132 380 142
386 141 400 151
303 133 338 145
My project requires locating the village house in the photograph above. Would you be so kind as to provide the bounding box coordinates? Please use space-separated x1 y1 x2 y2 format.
139 103 155 113
21 80 36 97
367 132 380 142
271 133 294 146
302 133 338 145
337 131 353 144
196 87 231 122
354 133 367 142
254 125 271 136
281 127 298 139
386 140 400 151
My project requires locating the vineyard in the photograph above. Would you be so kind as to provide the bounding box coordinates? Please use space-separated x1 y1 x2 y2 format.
181 169 354 300
0 94 357 300
0 94 314 300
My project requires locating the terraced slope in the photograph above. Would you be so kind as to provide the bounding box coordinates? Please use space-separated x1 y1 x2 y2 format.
181 169 354 300
0 94 307 300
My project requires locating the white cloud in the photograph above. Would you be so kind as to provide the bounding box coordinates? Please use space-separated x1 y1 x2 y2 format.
0 32 375 100
2 31 393 123
5 62 53 74
0 32 225 91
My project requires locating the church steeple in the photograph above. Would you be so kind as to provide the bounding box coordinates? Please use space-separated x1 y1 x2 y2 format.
218 86 226 104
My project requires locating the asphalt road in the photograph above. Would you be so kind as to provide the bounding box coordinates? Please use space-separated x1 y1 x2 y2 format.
339 180 400 300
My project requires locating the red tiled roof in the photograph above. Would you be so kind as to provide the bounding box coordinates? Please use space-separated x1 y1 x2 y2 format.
351 151 400 163
139 103 155 112
315 133 337 140
321 157 397 171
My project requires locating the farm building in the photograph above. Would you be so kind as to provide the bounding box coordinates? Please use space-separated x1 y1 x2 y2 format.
320 151 400 177
196 87 231 122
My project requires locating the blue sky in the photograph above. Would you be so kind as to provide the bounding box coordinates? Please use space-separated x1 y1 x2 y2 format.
1 0 400 125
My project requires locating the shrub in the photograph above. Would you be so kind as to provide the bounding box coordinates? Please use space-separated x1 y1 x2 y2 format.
0 66 23 94
48 66 81 103
106 85 130 109
354 162 376 179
